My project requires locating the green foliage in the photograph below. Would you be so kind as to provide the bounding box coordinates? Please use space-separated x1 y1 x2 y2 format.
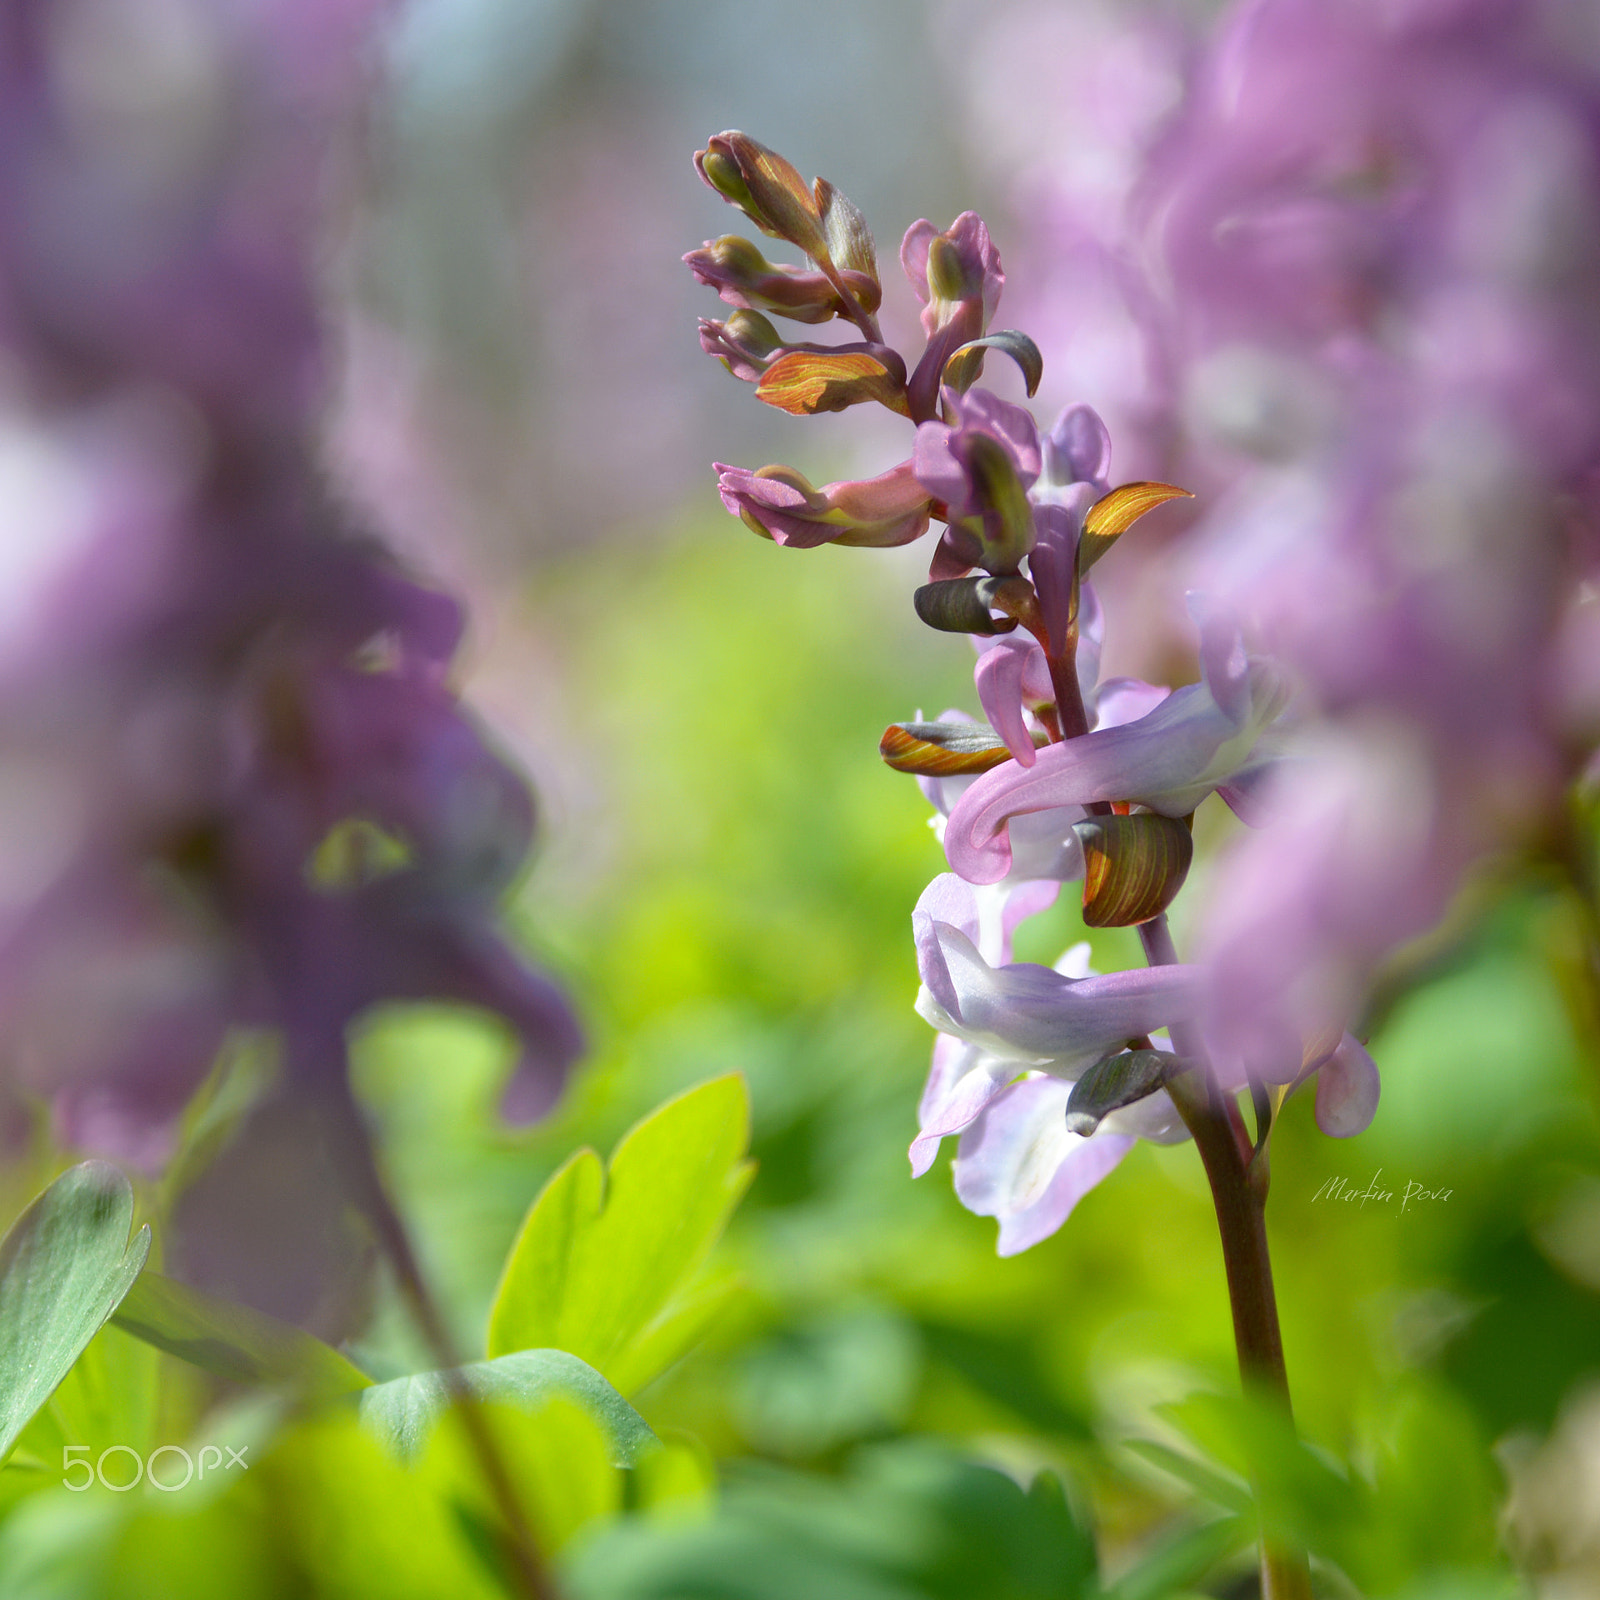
358 1347 656 1465
111 1271 371 1402
0 1164 150 1464
565 1440 1098 1600
418 1395 625 1556
488 1076 754 1395
1136 1380 1512 1596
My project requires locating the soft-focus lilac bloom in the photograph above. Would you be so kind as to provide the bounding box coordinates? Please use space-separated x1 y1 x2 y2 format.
945 599 1286 884
1196 725 1451 1086
901 212 1005 421
1065 0 1600 1063
0 0 387 427
0 0 585 1335
914 882 1200 1069
935 1 1191 474
714 458 932 549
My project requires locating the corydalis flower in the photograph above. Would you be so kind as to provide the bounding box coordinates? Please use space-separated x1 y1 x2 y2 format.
915 387 1041 576
914 874 1198 1069
715 460 931 548
910 880 1193 1256
944 598 1285 884
902 212 1005 422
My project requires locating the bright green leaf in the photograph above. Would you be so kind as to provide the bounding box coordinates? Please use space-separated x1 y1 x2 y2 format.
0 1162 151 1464
1122 1438 1254 1515
359 1348 656 1465
1102 1514 1253 1600
421 1395 624 1557
487 1075 754 1394
111 1270 371 1402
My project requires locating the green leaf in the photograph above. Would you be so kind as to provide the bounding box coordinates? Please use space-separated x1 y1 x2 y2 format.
1101 1513 1253 1600
1157 1391 1364 1557
0 1162 151 1465
359 1348 656 1466
111 1270 371 1402
1122 1438 1254 1515
941 330 1044 397
487 1075 754 1395
422 1394 626 1556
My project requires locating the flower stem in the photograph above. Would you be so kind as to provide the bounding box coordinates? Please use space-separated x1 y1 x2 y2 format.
1137 915 1312 1600
316 1075 560 1600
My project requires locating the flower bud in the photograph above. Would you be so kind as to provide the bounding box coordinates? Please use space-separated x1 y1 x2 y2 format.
913 387 1041 574
694 132 828 260
698 311 786 381
714 459 932 549
685 236 874 325
1072 812 1194 927
901 213 1005 420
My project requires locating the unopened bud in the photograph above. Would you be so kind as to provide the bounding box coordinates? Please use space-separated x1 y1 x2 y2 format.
694 132 828 260
699 311 786 381
1072 813 1193 927
685 236 852 325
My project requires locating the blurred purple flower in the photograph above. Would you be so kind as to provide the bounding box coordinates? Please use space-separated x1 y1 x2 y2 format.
1088 0 1600 1059
0 0 584 1322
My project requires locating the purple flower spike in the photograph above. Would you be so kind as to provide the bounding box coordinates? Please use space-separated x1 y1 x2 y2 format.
902 213 1005 420
944 601 1287 884
914 387 1042 574
715 459 931 549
